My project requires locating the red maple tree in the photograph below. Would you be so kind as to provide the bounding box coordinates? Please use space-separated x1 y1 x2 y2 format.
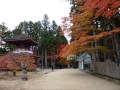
84 0 120 18
0 51 36 74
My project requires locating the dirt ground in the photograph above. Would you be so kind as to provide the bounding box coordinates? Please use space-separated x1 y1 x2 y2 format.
0 69 119 90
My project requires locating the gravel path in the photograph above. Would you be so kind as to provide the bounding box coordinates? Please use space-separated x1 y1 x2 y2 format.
0 69 119 90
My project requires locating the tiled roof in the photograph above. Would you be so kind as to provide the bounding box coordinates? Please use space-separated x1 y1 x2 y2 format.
3 34 38 46
3 34 30 41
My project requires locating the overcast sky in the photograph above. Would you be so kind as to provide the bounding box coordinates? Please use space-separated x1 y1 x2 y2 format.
0 0 70 30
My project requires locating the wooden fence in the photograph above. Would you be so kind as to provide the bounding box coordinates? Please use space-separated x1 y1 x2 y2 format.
92 61 120 79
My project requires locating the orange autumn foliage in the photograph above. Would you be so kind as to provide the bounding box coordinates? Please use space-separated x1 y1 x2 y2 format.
0 56 7 68
61 0 94 57
84 0 120 18
0 52 36 71
60 0 120 58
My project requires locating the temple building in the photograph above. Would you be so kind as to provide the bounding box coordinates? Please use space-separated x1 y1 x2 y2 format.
3 21 38 51
2 22 39 67
3 34 38 49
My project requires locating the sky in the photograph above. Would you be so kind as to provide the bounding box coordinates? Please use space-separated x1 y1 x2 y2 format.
0 0 70 30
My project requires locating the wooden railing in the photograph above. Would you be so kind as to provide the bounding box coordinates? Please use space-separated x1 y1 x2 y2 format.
92 61 120 79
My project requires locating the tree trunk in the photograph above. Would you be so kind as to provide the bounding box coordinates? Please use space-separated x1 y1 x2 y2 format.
37 59 40 67
111 23 120 66
50 50 53 65
45 49 47 68
41 50 44 69
37 46 40 67
13 71 16 76
53 50 56 68
92 30 100 62
113 34 120 66
91 52 96 71
104 39 108 61
111 34 120 66
94 41 100 62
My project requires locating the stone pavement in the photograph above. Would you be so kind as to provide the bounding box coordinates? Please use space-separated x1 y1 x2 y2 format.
0 69 119 90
